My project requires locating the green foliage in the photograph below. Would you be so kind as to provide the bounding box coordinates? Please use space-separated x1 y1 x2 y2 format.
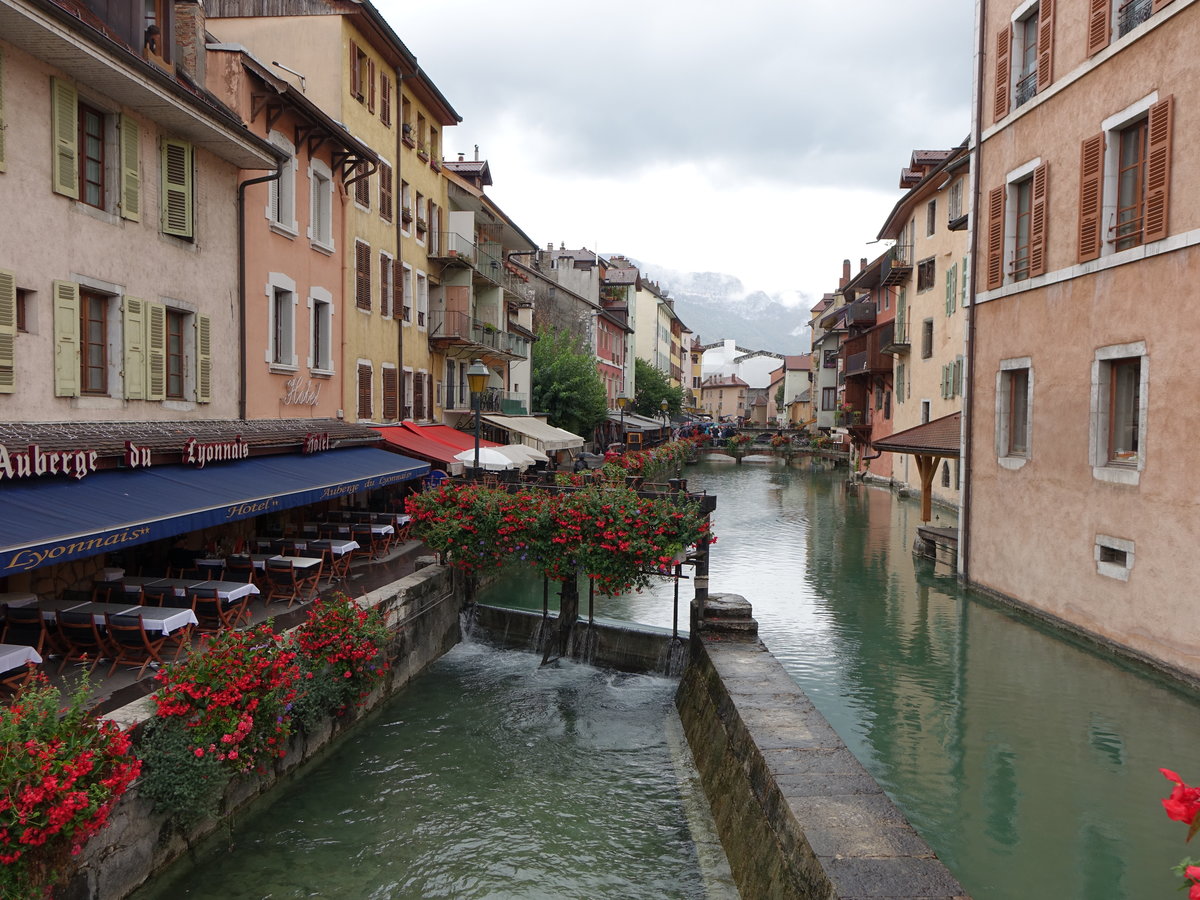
531 328 609 437
633 358 686 419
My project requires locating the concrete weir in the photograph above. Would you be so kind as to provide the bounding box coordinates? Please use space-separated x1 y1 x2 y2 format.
675 595 968 900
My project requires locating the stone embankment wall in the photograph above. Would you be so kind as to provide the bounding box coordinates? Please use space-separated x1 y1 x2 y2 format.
676 633 968 900
67 563 461 900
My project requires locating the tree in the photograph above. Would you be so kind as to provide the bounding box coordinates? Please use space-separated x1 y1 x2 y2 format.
531 328 609 438
633 358 686 419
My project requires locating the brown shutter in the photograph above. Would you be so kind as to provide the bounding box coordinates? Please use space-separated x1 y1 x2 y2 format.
1087 0 1110 56
425 373 434 419
357 363 372 419
350 42 361 98
367 58 376 113
994 25 1012 123
1029 163 1049 277
379 162 392 222
1037 0 1055 92
393 258 404 319
379 252 390 318
383 368 398 420
985 185 1005 291
380 75 391 126
1144 94 1174 243
1078 133 1105 262
413 371 425 420
355 241 371 311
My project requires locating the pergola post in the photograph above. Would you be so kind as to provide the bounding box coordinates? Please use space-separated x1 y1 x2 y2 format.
913 453 943 523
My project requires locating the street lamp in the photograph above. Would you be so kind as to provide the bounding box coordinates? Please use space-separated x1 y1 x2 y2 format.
616 395 630 445
466 358 489 477
660 398 670 427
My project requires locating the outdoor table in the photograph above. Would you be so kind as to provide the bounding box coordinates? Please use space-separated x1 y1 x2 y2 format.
248 553 277 570
320 521 393 536
195 581 260 602
132 606 199 636
122 576 167 589
65 602 143 625
0 592 38 609
144 578 207 597
307 539 359 556
195 559 226 575
37 597 92 617
0 643 42 671
270 556 323 570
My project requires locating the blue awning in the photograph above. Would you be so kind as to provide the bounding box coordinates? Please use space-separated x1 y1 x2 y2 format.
0 447 428 576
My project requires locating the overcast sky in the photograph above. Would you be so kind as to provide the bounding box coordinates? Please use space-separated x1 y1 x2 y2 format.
375 1 975 310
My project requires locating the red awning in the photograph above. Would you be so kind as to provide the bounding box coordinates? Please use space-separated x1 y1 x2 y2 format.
375 426 470 473
408 422 501 452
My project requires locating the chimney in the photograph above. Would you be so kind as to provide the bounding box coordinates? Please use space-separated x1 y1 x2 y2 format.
547 242 554 252
458 153 465 162
173 0 206 85
839 258 851 289
860 257 867 271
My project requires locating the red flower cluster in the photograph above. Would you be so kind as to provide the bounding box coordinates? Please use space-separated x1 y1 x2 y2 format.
0 676 140 897
1159 768 1200 898
293 592 389 714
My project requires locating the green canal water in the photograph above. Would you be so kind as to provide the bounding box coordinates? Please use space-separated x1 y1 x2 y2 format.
486 457 1198 899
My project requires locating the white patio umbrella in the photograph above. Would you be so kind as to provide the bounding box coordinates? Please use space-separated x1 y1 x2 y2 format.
453 446 522 471
498 444 549 466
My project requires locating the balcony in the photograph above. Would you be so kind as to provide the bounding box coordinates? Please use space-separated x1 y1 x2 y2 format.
429 232 477 267
1014 69 1037 108
882 313 910 355
843 322 895 378
844 301 876 328
440 383 527 415
880 243 913 286
1118 0 1152 37
427 310 523 361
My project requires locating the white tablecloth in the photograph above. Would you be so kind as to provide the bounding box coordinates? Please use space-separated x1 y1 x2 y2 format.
270 556 323 570
196 581 260 602
307 539 360 556
135 607 199 636
0 592 38 608
0 643 42 671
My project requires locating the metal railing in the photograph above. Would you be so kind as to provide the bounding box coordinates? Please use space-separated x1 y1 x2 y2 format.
431 232 476 265
1118 0 1152 36
1015 69 1037 107
427 310 527 358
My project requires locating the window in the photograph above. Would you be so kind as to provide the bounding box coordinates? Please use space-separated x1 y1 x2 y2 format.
1014 7 1039 108
926 200 936 236
401 97 414 145
378 162 393 223
268 280 296 368
79 102 106 209
1116 0 1153 39
165 308 185 399
350 43 370 104
1012 176 1033 280
401 265 413 322
1095 534 1135 581
50 82 142 222
997 364 1031 460
1090 342 1147 484
948 178 964 222
921 318 934 359
267 134 297 234
429 128 440 165
379 251 392 318
1080 95 1173 262
416 114 427 156
997 2 1054 120
80 290 108 394
921 400 931 424
941 357 964 399
309 160 334 250
415 192 426 237
355 241 371 311
310 290 333 373
917 258 936 292
403 369 413 419
400 180 412 229
821 387 836 411
987 161 1047 289
823 348 837 368
357 362 372 420
353 163 370 209
416 272 428 329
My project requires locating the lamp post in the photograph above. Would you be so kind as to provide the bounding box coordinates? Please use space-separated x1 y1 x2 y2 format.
616 395 629 446
466 358 489 478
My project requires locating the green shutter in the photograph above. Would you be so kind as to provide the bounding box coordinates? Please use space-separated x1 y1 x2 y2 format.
0 269 15 393
53 279 80 396
896 288 907 343
195 314 211 403
961 256 969 307
896 363 905 403
954 356 964 398
160 139 193 237
51 78 79 198
0 50 7 173
119 116 141 222
145 301 166 400
122 295 145 399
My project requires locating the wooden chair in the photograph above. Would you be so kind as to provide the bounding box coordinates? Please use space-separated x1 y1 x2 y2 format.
351 524 382 560
105 614 168 680
92 581 124 602
196 559 225 580
1 662 38 697
224 555 257 586
318 543 351 583
189 587 245 634
55 610 110 673
142 585 176 607
2 606 47 656
264 559 321 607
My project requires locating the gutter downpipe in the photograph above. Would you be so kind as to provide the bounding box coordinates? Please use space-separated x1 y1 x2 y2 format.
960 0 987 581
238 162 285 420
396 69 405 412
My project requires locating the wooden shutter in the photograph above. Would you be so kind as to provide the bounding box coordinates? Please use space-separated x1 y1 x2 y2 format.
355 241 371 311
945 263 957 316
52 280 80 397
424 373 434 419
357 363 372 419
896 364 905 403
1037 0 1055 91
350 42 361 99
1144 95 1174 243
122 295 145 399
1078 133 1105 262
1087 0 1110 56
994 25 1012 123
383 368 398 420
379 162 393 222
413 371 425 420
161 139 193 238
1029 163 1049 276
379 252 390 318
119 115 141 222
0 269 14 393
393 258 404 319
0 51 6 172
985 185 1005 290
367 58 376 113
51 78 79 198
380 74 391 125
145 301 166 400
195 314 212 403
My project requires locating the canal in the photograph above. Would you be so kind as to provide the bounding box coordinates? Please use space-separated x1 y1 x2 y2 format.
488 456 1196 898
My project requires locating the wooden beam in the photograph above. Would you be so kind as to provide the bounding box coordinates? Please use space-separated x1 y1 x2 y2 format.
913 454 944 523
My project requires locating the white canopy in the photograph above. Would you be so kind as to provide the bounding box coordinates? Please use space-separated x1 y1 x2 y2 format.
481 415 584 452
498 444 549 466
453 447 522 471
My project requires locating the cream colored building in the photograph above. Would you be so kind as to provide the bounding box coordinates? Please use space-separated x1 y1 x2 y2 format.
968 0 1200 678
699 374 747 421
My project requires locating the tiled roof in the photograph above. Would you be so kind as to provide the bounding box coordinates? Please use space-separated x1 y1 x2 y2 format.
871 412 960 457
783 354 810 370
0 419 382 458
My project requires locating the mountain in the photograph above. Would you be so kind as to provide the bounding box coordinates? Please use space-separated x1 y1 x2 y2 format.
634 265 814 355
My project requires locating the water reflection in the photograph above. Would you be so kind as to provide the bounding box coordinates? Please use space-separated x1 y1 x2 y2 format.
483 459 1197 899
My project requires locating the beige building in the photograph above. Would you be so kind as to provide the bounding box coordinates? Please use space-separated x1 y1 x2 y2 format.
699 373 747 421
967 0 1200 677
877 147 971 508
0 0 279 423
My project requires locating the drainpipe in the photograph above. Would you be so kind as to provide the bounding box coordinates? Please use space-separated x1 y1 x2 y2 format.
395 69 405 420
238 162 285 420
960 0 987 581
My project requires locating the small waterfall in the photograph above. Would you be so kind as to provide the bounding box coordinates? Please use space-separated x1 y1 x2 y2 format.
568 623 599 667
528 615 548 654
656 637 690 677
459 603 479 642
